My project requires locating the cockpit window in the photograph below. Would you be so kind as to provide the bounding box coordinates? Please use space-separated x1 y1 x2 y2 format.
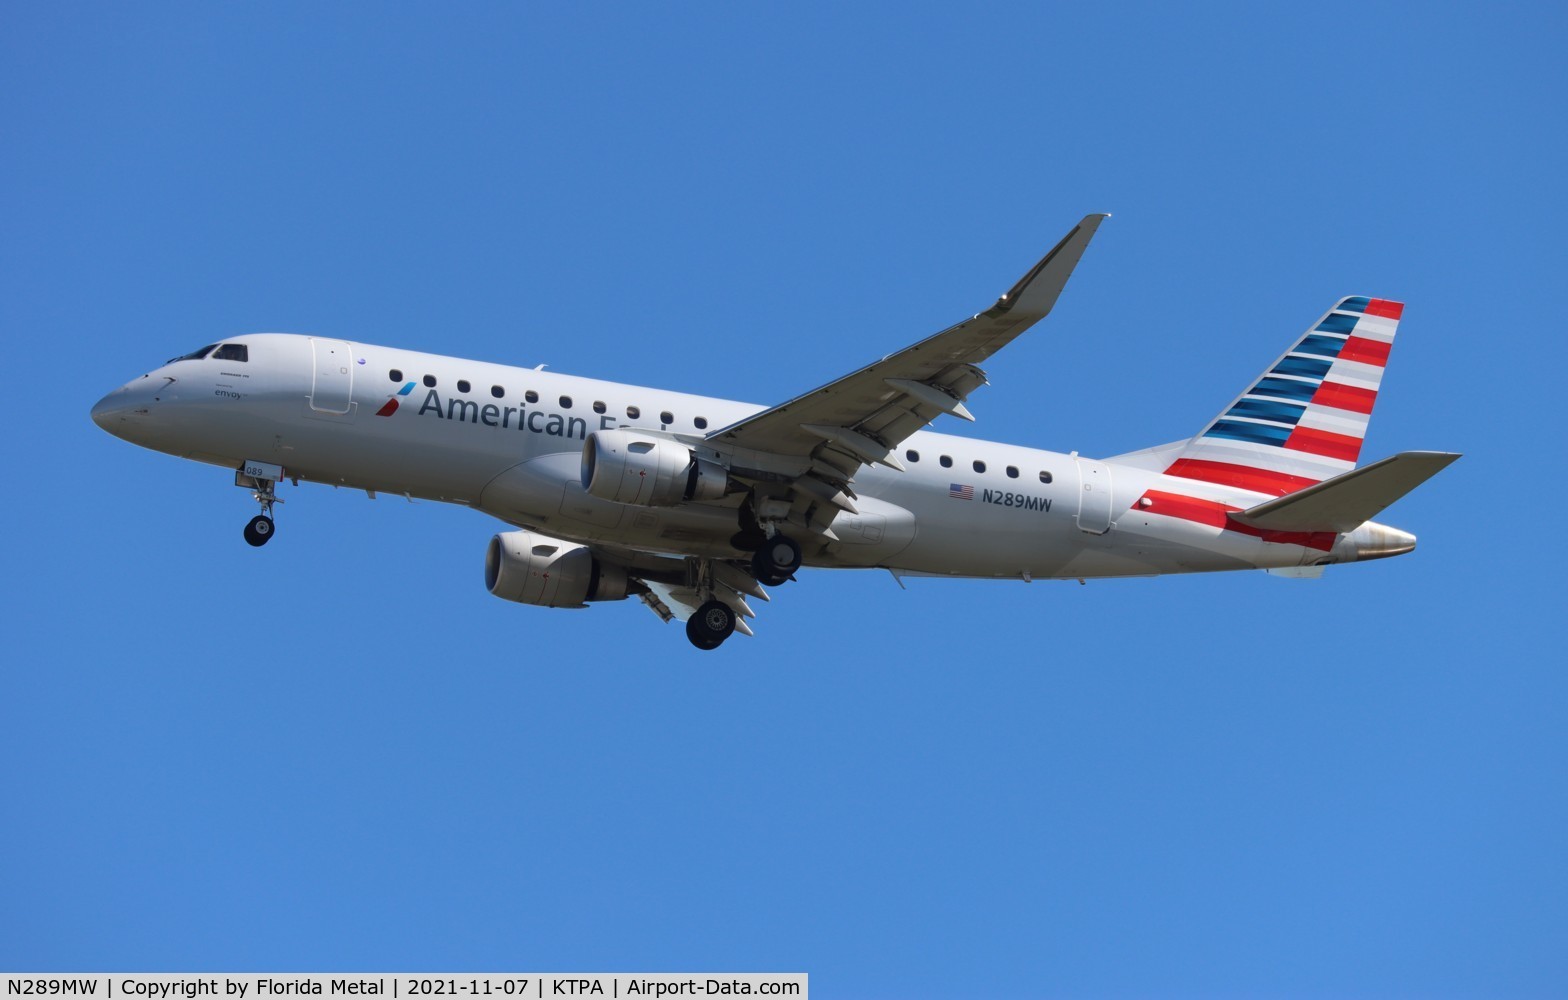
169 344 217 363
211 344 249 362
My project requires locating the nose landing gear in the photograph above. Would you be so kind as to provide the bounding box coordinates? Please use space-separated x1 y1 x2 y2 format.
236 460 285 547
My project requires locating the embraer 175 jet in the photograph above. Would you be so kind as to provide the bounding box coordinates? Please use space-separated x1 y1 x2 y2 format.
91 215 1457 649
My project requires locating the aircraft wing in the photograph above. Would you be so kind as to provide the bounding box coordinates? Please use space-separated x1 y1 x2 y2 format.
706 214 1107 511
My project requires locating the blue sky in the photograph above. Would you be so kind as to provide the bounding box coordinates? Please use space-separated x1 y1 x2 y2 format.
3 3 1565 995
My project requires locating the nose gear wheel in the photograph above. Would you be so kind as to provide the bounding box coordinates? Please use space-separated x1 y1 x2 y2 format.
244 515 275 547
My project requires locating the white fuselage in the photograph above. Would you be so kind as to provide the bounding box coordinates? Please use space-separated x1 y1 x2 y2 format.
92 334 1409 581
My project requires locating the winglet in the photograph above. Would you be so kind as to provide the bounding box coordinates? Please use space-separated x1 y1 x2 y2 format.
993 213 1110 320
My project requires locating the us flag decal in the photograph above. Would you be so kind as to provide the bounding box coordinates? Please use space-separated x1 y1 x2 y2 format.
949 483 974 500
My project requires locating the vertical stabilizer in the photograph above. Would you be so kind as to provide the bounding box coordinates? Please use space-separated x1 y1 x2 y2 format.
1164 297 1403 497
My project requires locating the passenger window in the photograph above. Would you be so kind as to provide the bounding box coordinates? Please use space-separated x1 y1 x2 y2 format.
593 401 606 414
627 405 641 419
559 396 573 409
423 375 437 388
457 380 471 394
1039 471 1053 484
660 410 674 425
1006 465 1019 479
906 449 919 462
973 460 986 474
211 344 248 362
939 455 953 468
491 385 504 398
390 369 403 382
526 390 539 404
694 416 708 429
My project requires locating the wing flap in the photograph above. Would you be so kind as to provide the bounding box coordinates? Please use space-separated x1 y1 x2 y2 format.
1232 451 1460 533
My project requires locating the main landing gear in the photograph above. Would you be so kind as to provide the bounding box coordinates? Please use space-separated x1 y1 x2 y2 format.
736 494 803 588
684 530 796 649
685 599 737 650
751 534 801 587
682 555 762 651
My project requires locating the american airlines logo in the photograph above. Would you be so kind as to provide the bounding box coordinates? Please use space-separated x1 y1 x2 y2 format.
375 382 417 416
379 386 595 441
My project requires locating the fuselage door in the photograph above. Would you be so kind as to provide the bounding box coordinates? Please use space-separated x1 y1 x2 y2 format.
309 339 355 414
1075 456 1113 534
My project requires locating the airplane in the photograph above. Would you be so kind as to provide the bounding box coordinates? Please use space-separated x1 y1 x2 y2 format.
91 214 1458 650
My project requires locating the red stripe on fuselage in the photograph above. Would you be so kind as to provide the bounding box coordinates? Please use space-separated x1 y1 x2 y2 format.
1310 380 1377 414
1284 425 1362 461
1142 490 1232 529
1138 490 1336 551
1162 458 1319 497
1338 336 1391 367
1365 298 1404 319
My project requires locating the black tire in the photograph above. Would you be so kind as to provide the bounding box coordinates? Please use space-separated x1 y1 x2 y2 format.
754 562 790 587
244 515 274 547
686 599 736 649
751 534 801 586
685 615 723 650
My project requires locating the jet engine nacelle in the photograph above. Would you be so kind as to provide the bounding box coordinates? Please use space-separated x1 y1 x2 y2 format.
485 530 630 608
580 428 728 506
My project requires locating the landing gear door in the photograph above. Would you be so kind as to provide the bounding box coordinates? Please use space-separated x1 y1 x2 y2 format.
309 339 356 415
1075 456 1113 534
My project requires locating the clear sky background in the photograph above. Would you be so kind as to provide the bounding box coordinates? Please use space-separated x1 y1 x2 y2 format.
3 3 1564 996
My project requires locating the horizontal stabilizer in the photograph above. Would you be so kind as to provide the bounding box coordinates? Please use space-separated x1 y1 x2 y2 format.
1232 451 1460 533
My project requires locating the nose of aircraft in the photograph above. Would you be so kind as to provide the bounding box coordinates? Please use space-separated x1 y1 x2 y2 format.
91 390 122 429
91 387 129 431
91 379 158 438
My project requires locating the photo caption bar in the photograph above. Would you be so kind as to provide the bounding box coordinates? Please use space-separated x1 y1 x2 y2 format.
3 976 806 1000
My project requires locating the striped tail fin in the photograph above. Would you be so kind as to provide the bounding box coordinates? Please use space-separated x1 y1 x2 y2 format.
1164 296 1403 498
